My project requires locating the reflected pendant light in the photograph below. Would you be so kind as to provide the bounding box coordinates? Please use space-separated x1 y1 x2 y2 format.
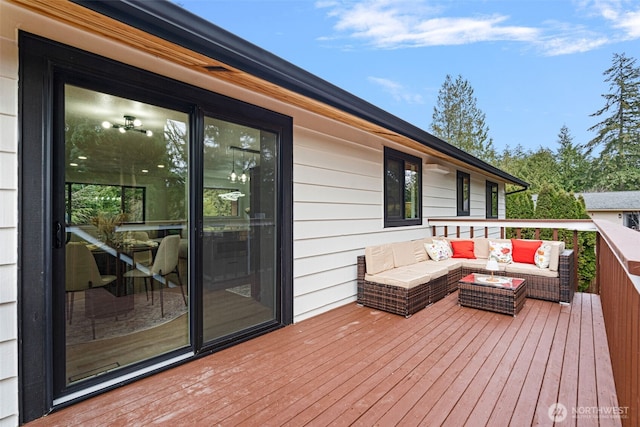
229 149 237 182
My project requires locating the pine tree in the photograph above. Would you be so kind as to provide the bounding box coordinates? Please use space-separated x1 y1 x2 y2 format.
556 125 591 192
586 53 640 190
431 74 496 163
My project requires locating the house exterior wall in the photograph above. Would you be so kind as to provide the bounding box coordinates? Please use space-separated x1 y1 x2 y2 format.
1 2 509 422
587 210 623 225
0 5 19 423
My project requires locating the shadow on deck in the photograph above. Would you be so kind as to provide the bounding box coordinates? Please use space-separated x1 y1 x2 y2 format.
28 292 621 426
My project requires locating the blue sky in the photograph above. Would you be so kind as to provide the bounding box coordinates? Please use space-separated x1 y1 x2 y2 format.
176 0 640 154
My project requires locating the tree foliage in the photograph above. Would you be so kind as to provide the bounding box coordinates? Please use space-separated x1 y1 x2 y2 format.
556 125 592 192
431 74 497 163
585 52 640 190
496 145 561 193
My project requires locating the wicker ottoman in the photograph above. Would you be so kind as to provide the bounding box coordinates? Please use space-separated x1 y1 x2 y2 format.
458 273 526 316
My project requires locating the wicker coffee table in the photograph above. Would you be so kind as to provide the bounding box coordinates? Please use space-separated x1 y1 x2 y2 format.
458 273 526 316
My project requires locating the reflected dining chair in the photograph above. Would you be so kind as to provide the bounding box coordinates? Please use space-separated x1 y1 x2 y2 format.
124 234 186 317
131 231 153 267
65 242 117 324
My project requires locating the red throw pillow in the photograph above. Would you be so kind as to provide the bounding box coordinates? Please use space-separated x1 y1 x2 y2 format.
511 239 542 264
451 240 475 259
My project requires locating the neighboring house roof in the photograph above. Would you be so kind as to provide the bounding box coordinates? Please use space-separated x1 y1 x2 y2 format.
577 191 640 211
68 0 529 189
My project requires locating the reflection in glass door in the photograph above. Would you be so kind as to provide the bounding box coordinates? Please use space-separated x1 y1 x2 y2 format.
202 117 278 343
61 84 189 386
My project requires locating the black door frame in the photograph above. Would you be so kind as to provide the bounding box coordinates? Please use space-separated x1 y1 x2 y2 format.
18 32 293 424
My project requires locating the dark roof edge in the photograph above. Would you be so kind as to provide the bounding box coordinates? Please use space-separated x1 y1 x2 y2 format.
72 0 529 188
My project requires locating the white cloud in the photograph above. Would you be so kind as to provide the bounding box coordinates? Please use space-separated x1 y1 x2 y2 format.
317 0 539 49
316 0 640 55
607 6 640 39
539 36 610 56
573 0 640 40
368 76 424 104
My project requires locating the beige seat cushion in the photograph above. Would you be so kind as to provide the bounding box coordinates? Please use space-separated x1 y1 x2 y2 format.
365 266 430 289
506 262 559 278
365 244 395 274
428 258 463 271
462 258 507 271
407 262 449 279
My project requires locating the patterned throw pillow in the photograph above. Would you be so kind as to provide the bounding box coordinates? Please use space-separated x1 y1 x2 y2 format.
489 240 513 263
425 240 451 261
534 243 552 268
432 238 453 257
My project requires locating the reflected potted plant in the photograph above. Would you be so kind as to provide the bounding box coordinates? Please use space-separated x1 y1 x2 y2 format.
91 212 127 247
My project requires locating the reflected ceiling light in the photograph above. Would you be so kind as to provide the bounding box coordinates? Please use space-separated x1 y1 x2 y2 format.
229 145 259 183
69 162 78 167
229 149 237 182
102 115 153 137
240 150 248 183
78 156 87 160
157 164 165 168
141 169 149 173
218 191 245 201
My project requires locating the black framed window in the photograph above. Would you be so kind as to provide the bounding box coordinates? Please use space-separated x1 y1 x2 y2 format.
486 181 498 219
457 171 470 216
66 183 146 224
384 147 422 227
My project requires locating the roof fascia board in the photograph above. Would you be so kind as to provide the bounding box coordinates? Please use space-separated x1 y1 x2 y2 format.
71 0 528 188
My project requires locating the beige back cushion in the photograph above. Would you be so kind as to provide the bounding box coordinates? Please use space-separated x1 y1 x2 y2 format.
392 241 418 267
365 244 395 274
412 239 430 262
545 241 565 271
473 238 490 259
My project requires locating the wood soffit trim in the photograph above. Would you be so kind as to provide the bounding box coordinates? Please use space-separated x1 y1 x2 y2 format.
10 0 511 182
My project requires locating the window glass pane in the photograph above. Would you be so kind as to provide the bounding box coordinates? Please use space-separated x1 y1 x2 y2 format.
491 186 498 217
486 182 498 218
63 84 189 385
404 161 419 219
463 177 470 212
457 172 470 215
385 157 403 220
202 116 278 343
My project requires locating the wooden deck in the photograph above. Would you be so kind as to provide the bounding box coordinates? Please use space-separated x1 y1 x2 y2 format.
28 292 622 426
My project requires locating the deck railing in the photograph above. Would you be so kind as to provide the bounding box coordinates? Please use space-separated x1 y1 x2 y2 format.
593 220 640 426
428 218 639 425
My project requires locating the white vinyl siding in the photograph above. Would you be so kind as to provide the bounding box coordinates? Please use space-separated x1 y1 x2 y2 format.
0 25 19 427
292 126 434 320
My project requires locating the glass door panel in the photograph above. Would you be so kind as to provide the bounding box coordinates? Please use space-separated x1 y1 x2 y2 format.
62 84 189 385
202 117 278 343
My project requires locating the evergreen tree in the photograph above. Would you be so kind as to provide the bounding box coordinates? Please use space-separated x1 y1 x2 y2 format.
497 146 560 193
586 53 640 190
505 190 536 239
556 125 591 192
431 74 497 163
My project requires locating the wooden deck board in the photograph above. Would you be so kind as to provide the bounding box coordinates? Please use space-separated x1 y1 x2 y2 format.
27 292 622 427
578 294 599 427
510 301 561 426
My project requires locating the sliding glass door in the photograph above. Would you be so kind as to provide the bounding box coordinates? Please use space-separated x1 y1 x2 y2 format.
201 117 278 344
59 84 190 387
20 34 291 412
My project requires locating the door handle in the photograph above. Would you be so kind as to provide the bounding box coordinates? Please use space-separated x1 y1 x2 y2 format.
54 221 63 249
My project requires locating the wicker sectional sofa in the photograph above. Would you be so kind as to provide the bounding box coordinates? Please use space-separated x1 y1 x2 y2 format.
357 237 575 317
